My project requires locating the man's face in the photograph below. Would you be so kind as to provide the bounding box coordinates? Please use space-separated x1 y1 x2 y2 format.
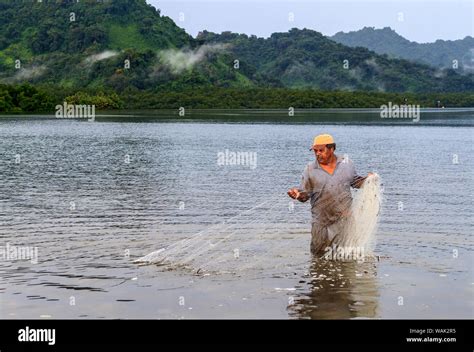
313 145 334 164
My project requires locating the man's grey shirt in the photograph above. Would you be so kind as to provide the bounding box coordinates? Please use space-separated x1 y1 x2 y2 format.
299 155 363 227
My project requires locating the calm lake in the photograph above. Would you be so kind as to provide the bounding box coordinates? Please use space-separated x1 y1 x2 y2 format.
0 108 473 319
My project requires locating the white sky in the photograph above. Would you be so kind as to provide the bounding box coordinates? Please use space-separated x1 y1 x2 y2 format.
147 0 474 43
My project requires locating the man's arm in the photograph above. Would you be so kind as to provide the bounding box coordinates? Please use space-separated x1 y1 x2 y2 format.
288 164 312 202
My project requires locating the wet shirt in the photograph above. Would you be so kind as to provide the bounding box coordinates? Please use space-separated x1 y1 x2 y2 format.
299 155 363 227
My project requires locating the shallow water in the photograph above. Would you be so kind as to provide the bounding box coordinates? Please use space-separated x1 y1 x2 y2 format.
0 109 473 319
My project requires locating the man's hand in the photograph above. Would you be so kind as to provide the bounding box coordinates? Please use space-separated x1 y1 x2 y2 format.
367 172 379 181
352 172 378 188
287 188 300 199
287 188 309 202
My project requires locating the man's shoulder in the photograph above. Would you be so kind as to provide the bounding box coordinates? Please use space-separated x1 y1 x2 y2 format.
305 161 317 171
338 154 354 166
337 155 357 175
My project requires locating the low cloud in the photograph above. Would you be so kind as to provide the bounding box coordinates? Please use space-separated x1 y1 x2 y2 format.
83 50 119 65
2 65 47 83
460 48 474 72
158 44 230 74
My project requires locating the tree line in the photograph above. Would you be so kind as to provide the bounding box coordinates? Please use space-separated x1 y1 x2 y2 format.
1 84 473 114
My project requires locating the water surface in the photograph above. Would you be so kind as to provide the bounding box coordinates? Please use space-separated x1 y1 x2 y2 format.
0 109 472 319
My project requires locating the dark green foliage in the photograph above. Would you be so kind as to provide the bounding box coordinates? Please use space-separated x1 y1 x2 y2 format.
119 88 472 109
0 0 192 54
0 83 55 112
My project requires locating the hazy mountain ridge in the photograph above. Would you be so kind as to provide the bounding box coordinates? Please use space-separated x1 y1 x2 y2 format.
331 26 474 73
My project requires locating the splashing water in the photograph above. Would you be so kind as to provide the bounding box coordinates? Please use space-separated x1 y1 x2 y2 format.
135 174 382 274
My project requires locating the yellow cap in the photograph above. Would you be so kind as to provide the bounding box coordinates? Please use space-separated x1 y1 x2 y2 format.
310 134 334 149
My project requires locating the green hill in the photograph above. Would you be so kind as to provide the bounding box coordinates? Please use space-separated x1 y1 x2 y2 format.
331 27 474 73
0 0 251 90
198 28 474 93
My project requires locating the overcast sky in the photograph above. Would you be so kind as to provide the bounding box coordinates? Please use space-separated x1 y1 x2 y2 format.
147 0 473 43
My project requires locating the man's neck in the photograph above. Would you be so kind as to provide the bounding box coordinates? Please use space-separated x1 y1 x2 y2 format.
319 154 337 167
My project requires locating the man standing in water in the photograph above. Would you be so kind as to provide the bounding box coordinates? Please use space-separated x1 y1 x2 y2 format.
288 134 372 255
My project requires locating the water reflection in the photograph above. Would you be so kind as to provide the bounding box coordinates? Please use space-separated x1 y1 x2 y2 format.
289 259 379 319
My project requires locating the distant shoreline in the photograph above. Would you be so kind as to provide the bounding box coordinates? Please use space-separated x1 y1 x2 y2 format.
2 107 474 117
1 84 474 114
